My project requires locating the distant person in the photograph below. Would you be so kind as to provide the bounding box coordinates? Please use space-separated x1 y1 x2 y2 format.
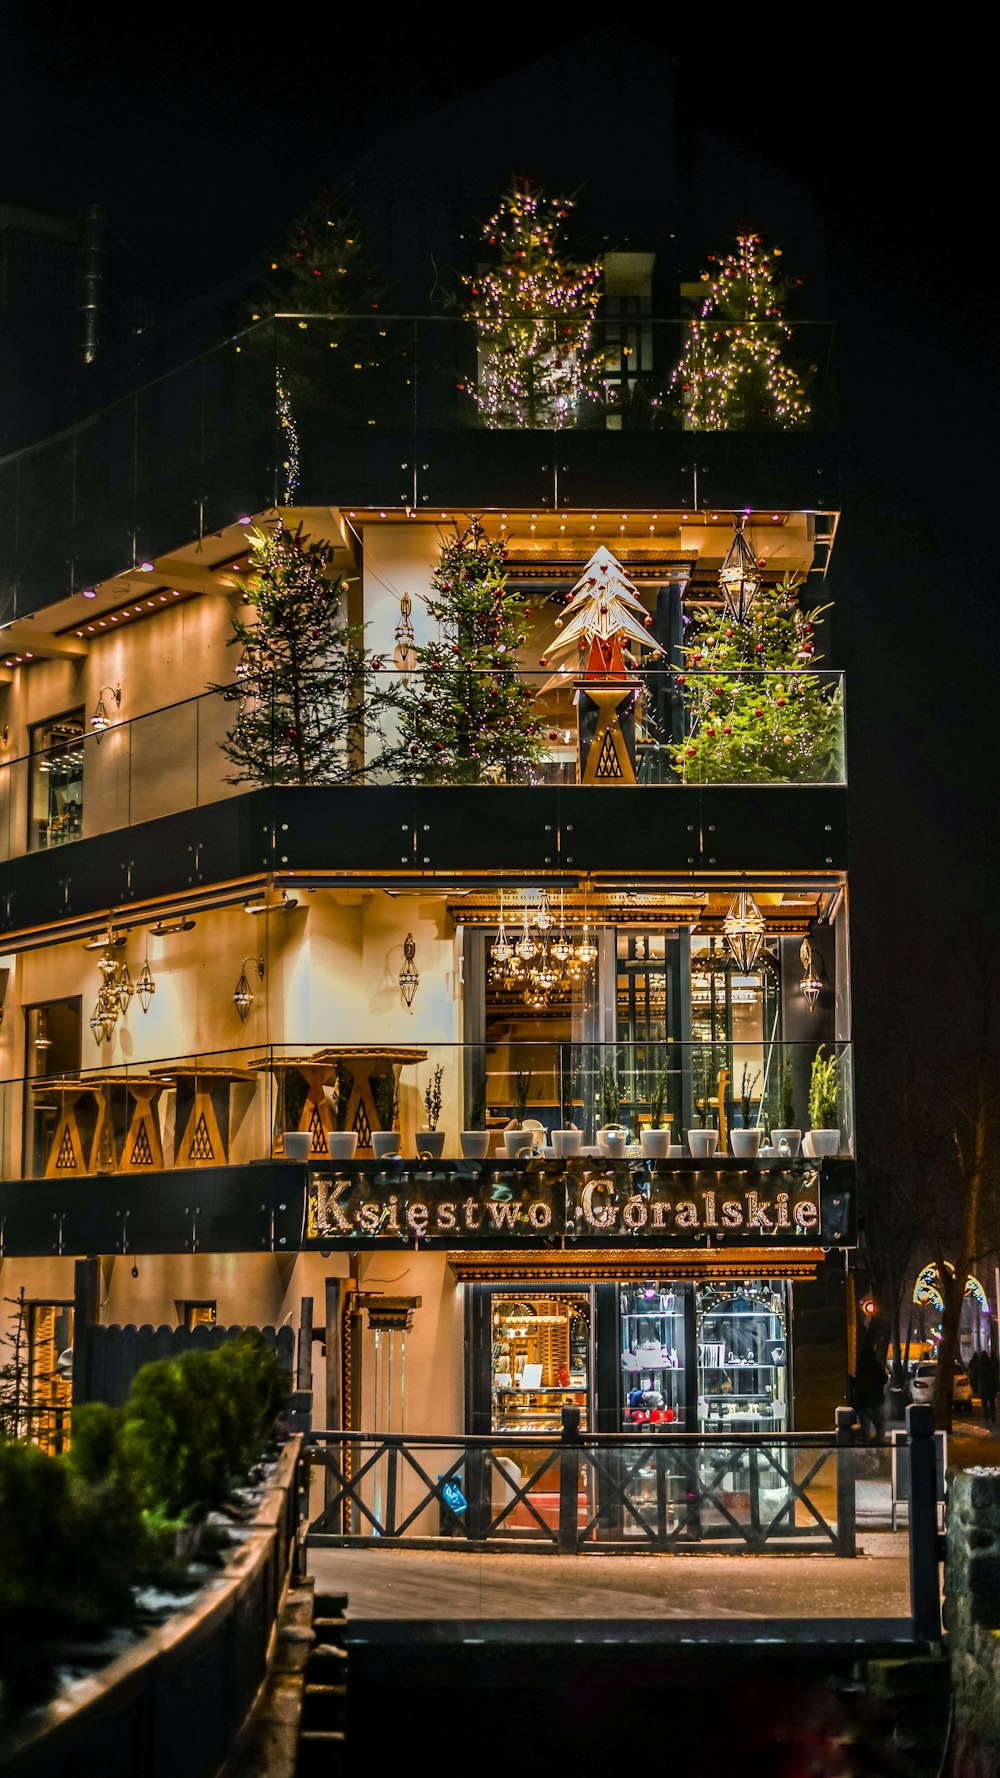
852 1341 887 1443
968 1348 985 1408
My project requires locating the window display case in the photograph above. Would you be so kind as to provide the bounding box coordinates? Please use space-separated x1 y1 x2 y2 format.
490 1291 591 1434
620 1282 689 1429
695 1280 790 1432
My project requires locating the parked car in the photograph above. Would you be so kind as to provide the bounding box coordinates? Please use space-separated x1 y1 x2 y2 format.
908 1360 974 1411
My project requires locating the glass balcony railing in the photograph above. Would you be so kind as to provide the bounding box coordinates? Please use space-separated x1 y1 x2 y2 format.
0 669 845 861
0 1038 854 1185
0 315 837 624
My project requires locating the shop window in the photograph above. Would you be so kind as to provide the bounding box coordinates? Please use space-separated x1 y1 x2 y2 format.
29 709 85 851
690 936 779 1132
621 1282 688 1429
23 999 82 1178
490 1291 591 1435
696 1280 789 1434
616 931 682 1135
180 1301 217 1330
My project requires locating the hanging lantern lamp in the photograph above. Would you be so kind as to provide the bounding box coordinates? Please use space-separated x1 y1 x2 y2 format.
722 889 766 973
718 516 761 626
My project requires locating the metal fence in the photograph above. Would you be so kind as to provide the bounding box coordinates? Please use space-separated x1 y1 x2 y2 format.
306 1417 857 1556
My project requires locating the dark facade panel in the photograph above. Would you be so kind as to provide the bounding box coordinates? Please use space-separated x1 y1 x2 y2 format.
0 783 848 936
0 1164 284 1256
696 786 846 871
413 430 559 512
690 432 839 516
548 433 696 510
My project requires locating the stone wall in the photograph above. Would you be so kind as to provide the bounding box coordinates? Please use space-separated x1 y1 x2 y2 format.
943 1466 1000 1777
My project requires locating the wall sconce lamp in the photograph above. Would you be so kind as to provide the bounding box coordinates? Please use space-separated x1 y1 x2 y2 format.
245 889 299 915
91 684 121 735
718 515 761 626
799 936 823 1010
234 954 265 1022
399 933 419 1008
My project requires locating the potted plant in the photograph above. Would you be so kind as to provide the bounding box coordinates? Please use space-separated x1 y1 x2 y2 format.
688 1051 718 1157
807 1044 840 1156
461 1075 490 1159
504 1068 538 1157
417 1062 445 1159
731 1064 762 1157
771 1053 801 1156
327 1065 358 1159
553 1066 582 1157
640 1065 672 1159
371 1070 401 1159
597 1062 629 1158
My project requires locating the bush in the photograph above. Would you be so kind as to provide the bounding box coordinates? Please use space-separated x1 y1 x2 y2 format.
121 1333 289 1522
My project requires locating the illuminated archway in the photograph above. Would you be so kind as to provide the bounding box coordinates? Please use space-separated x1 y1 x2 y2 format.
912 1261 989 1312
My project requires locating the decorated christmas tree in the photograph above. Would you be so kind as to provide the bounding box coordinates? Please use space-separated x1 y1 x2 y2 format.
396 518 544 785
463 181 602 429
670 234 811 430
250 189 383 325
245 190 390 468
215 520 397 786
672 572 843 783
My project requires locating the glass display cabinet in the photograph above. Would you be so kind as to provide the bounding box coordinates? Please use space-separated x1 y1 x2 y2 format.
695 1280 790 1433
620 1282 689 1429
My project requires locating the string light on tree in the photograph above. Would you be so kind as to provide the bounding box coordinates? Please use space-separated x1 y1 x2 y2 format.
670 234 812 431
463 180 601 430
672 572 843 784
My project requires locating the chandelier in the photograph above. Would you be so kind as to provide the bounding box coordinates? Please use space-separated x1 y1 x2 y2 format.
487 888 596 1007
721 890 766 973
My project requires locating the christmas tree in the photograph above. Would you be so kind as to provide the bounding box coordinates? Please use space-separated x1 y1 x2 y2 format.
245 190 391 480
250 189 383 326
396 518 545 785
539 546 659 681
672 573 843 783
670 234 811 430
463 181 602 429
215 520 397 786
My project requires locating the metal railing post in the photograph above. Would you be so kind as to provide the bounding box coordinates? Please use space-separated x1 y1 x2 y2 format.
835 1406 857 1557
559 1406 582 1553
465 1441 489 1541
907 1402 942 1642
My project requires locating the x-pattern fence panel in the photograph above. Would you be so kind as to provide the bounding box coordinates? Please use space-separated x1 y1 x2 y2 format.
305 1429 854 1556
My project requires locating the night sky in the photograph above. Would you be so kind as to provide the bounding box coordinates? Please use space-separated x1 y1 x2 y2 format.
2 18 994 1089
